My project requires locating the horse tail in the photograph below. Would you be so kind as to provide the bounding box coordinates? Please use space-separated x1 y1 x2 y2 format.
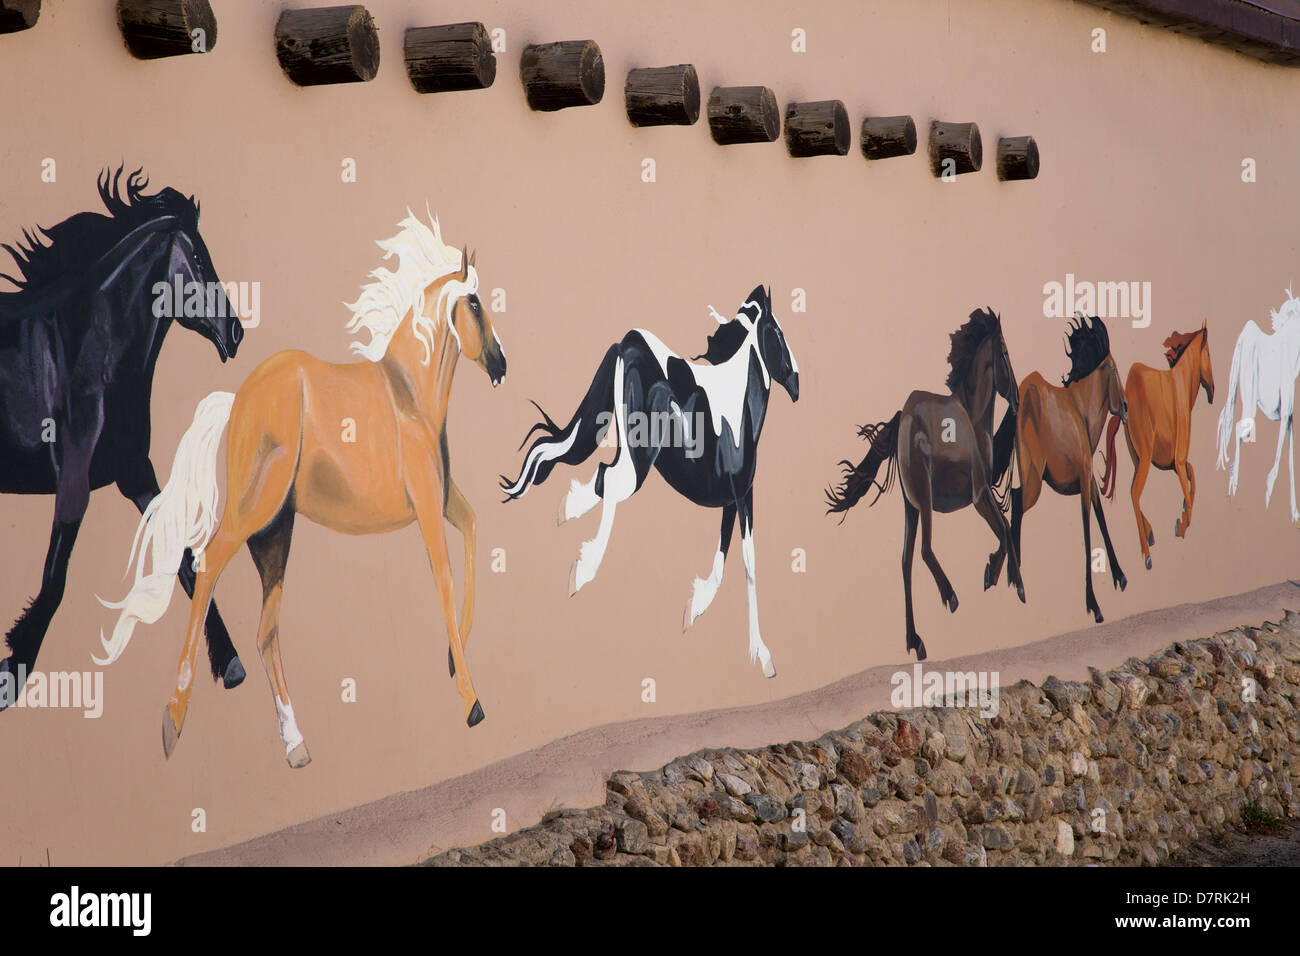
825 411 901 518
1101 413 1123 500
500 344 619 500
94 391 234 666
1216 330 1245 470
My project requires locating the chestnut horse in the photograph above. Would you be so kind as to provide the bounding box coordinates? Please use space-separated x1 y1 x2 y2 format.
97 211 506 767
1100 324 1214 569
1011 314 1127 624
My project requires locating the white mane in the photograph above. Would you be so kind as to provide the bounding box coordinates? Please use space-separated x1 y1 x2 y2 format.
1270 283 1300 333
344 208 477 364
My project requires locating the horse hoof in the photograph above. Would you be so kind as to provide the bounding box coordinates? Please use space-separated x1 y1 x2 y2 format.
1116 574 1127 592
557 494 569 526
1016 584 1026 604
1145 556 1152 571
1092 609 1104 624
1147 530 1154 547
682 601 693 633
568 562 579 597
222 657 246 690
467 700 485 727
947 593 959 614
448 647 456 678
983 566 994 591
761 659 776 679
161 706 180 759
287 742 312 768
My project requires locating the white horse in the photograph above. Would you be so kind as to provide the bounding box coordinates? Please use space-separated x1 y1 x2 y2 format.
1216 286 1300 524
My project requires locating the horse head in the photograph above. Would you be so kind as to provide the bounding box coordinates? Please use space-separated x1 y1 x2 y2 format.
751 285 798 402
446 246 506 387
162 189 243 363
1067 312 1126 424
991 309 1019 415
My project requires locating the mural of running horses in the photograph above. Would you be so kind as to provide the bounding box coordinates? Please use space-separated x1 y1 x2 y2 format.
1216 287 1300 525
0 167 245 707
500 285 798 678
1011 313 1127 624
1101 324 1215 569
98 210 506 767
825 308 1022 662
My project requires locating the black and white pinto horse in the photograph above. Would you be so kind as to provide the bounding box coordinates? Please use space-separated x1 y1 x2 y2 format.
501 285 799 678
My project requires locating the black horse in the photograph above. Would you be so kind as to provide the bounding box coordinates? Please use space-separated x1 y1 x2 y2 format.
0 167 245 704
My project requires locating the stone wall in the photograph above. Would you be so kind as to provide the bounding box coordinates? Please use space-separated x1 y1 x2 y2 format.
424 613 1300 866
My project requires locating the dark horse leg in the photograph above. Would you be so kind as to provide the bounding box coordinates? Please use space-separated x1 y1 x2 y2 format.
116 458 245 688
913 470 957 615
1089 476 1126 593
1079 489 1103 623
976 489 1025 603
0 455 91 710
901 498 926 661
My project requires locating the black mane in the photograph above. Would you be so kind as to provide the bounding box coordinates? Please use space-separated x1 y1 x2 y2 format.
1 166 196 292
693 285 768 365
1062 314 1111 386
946 307 1001 392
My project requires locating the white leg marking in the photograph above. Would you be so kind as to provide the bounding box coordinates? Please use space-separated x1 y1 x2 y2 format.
571 360 634 595
275 695 304 756
685 545 726 629
740 526 775 678
560 474 600 525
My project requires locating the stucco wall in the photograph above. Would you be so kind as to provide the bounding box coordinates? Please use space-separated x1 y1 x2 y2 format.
2 0 1299 865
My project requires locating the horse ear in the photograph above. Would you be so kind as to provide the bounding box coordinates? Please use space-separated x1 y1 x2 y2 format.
469 249 477 268
459 245 470 281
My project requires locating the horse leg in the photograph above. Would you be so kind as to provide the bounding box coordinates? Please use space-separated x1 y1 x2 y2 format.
738 492 775 678
684 504 736 631
1090 477 1126 592
1080 490 1103 623
444 480 476 678
976 489 1024 603
1131 454 1153 569
1266 415 1288 510
246 506 308 767
115 458 244 689
1173 458 1193 538
901 498 925 661
0 441 94 707
913 470 957 614
1289 418 1299 525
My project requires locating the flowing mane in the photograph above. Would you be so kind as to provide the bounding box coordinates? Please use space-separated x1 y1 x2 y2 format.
693 286 769 364
1162 328 1203 368
946 307 1001 392
344 208 477 365
1062 313 1111 386
1 165 196 293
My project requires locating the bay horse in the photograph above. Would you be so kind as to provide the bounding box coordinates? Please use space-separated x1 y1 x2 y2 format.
1010 313 1127 624
1215 287 1300 525
825 308 1022 662
500 285 798 678
0 167 245 709
98 210 506 767
1100 324 1214 569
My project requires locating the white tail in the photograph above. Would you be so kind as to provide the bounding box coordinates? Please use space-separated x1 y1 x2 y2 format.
1216 332 1244 471
94 391 235 665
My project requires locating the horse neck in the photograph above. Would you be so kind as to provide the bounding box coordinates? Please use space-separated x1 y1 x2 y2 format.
380 318 458 428
1072 370 1109 445
1172 341 1201 413
957 359 996 431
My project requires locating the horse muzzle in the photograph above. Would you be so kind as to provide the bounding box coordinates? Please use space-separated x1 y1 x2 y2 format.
485 350 507 388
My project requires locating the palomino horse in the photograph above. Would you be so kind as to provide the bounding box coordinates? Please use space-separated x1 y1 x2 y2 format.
501 285 798 678
98 211 506 766
1011 313 1127 624
1101 324 1214 569
0 167 245 707
1216 287 1300 524
825 308 1022 661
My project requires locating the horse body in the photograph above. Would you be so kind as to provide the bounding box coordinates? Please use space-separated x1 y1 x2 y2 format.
100 211 506 766
0 168 244 702
1011 314 1127 624
826 308 1022 662
1216 290 1300 524
1101 325 1214 568
501 285 799 678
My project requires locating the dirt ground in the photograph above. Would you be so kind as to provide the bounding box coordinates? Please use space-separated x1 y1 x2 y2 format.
1171 822 1300 867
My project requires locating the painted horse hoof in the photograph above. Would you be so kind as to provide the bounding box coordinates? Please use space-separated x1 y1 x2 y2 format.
568 562 579 597
222 657 246 690
983 564 994 591
1116 574 1127 592
557 493 569 527
448 647 456 677
907 636 927 661
1092 608 1104 624
467 700 485 727
1016 583 1026 604
1147 530 1154 547
287 742 312 769
761 657 776 679
1145 556 1152 571
946 592 959 614
161 706 180 759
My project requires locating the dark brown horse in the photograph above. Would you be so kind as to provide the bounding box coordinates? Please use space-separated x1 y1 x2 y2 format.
826 308 1022 661
1011 313 1127 624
